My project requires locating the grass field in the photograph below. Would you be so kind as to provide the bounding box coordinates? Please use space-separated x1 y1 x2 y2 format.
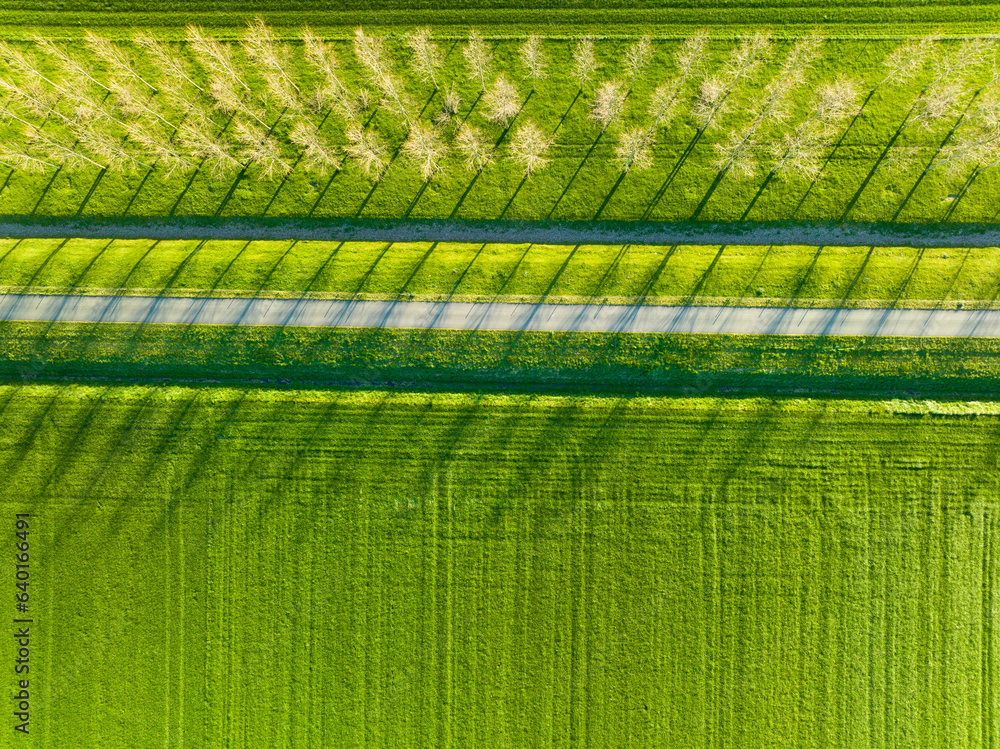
2 238 1000 308
1 385 997 747
3 37 999 224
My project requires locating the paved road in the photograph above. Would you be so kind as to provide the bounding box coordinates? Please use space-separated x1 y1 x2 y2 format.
3 294 1000 337
2 216 1000 247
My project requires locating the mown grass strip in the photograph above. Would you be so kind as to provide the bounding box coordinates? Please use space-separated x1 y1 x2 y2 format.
4 321 1000 397
1 238 999 310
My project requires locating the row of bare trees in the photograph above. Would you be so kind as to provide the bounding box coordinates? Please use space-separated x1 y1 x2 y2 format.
1 24 999 193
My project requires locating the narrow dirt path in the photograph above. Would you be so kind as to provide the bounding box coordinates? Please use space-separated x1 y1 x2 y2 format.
2 217 1000 247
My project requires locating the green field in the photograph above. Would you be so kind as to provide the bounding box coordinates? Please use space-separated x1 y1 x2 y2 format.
2 238 1000 308
3 36 998 224
1 385 997 746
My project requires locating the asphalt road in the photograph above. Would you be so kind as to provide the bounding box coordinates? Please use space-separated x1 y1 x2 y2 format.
2 294 1000 336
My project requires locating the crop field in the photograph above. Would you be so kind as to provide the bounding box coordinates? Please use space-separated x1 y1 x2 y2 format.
1 385 998 747
3 33 1000 224
2 237 1000 308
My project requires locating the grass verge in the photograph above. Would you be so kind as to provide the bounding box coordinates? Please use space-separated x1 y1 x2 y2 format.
2 238 1000 309
4 321 1000 397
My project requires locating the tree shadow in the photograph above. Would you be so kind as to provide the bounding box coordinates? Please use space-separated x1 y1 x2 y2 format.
351 241 394 294
122 166 156 216
839 101 917 222
213 165 250 218
404 180 430 218
307 166 342 217
499 175 528 219
641 128 702 221
690 166 730 221
552 90 581 136
547 130 603 219
940 168 979 223
593 172 626 220
0 168 14 202
74 168 107 217
739 172 775 221
790 88 875 220
30 164 64 216
890 98 976 223
448 169 482 219
445 242 488 300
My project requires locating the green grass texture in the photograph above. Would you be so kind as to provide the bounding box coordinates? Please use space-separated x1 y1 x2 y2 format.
4 322 1000 397
2 38 999 223
1 3 998 35
1 238 998 308
1 384 998 746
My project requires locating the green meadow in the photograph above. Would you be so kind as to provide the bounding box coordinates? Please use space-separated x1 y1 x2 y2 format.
1 385 998 747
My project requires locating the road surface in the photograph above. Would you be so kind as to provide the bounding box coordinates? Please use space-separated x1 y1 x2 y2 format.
2 294 1000 337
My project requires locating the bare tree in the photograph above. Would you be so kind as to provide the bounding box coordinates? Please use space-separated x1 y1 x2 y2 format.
231 119 292 181
302 25 349 110
134 31 204 93
519 35 547 93
509 119 554 177
177 119 242 178
483 73 521 126
28 36 108 92
2 40 64 91
614 126 655 173
463 29 493 93
0 75 67 123
713 35 822 177
692 30 772 131
455 122 494 172
768 74 863 178
646 30 711 132
124 121 196 177
76 123 150 172
875 34 938 91
589 78 626 133
186 25 253 95
402 121 448 181
84 31 157 92
24 127 103 170
288 121 343 175
206 73 268 127
375 71 414 126
353 26 389 81
344 122 390 181
572 36 600 92
108 76 176 130
432 83 461 128
622 35 653 93
0 142 57 173
242 17 301 113
406 27 443 90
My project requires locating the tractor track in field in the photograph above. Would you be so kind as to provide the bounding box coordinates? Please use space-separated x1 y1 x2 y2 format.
5 216 1000 248
4 293 1000 336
